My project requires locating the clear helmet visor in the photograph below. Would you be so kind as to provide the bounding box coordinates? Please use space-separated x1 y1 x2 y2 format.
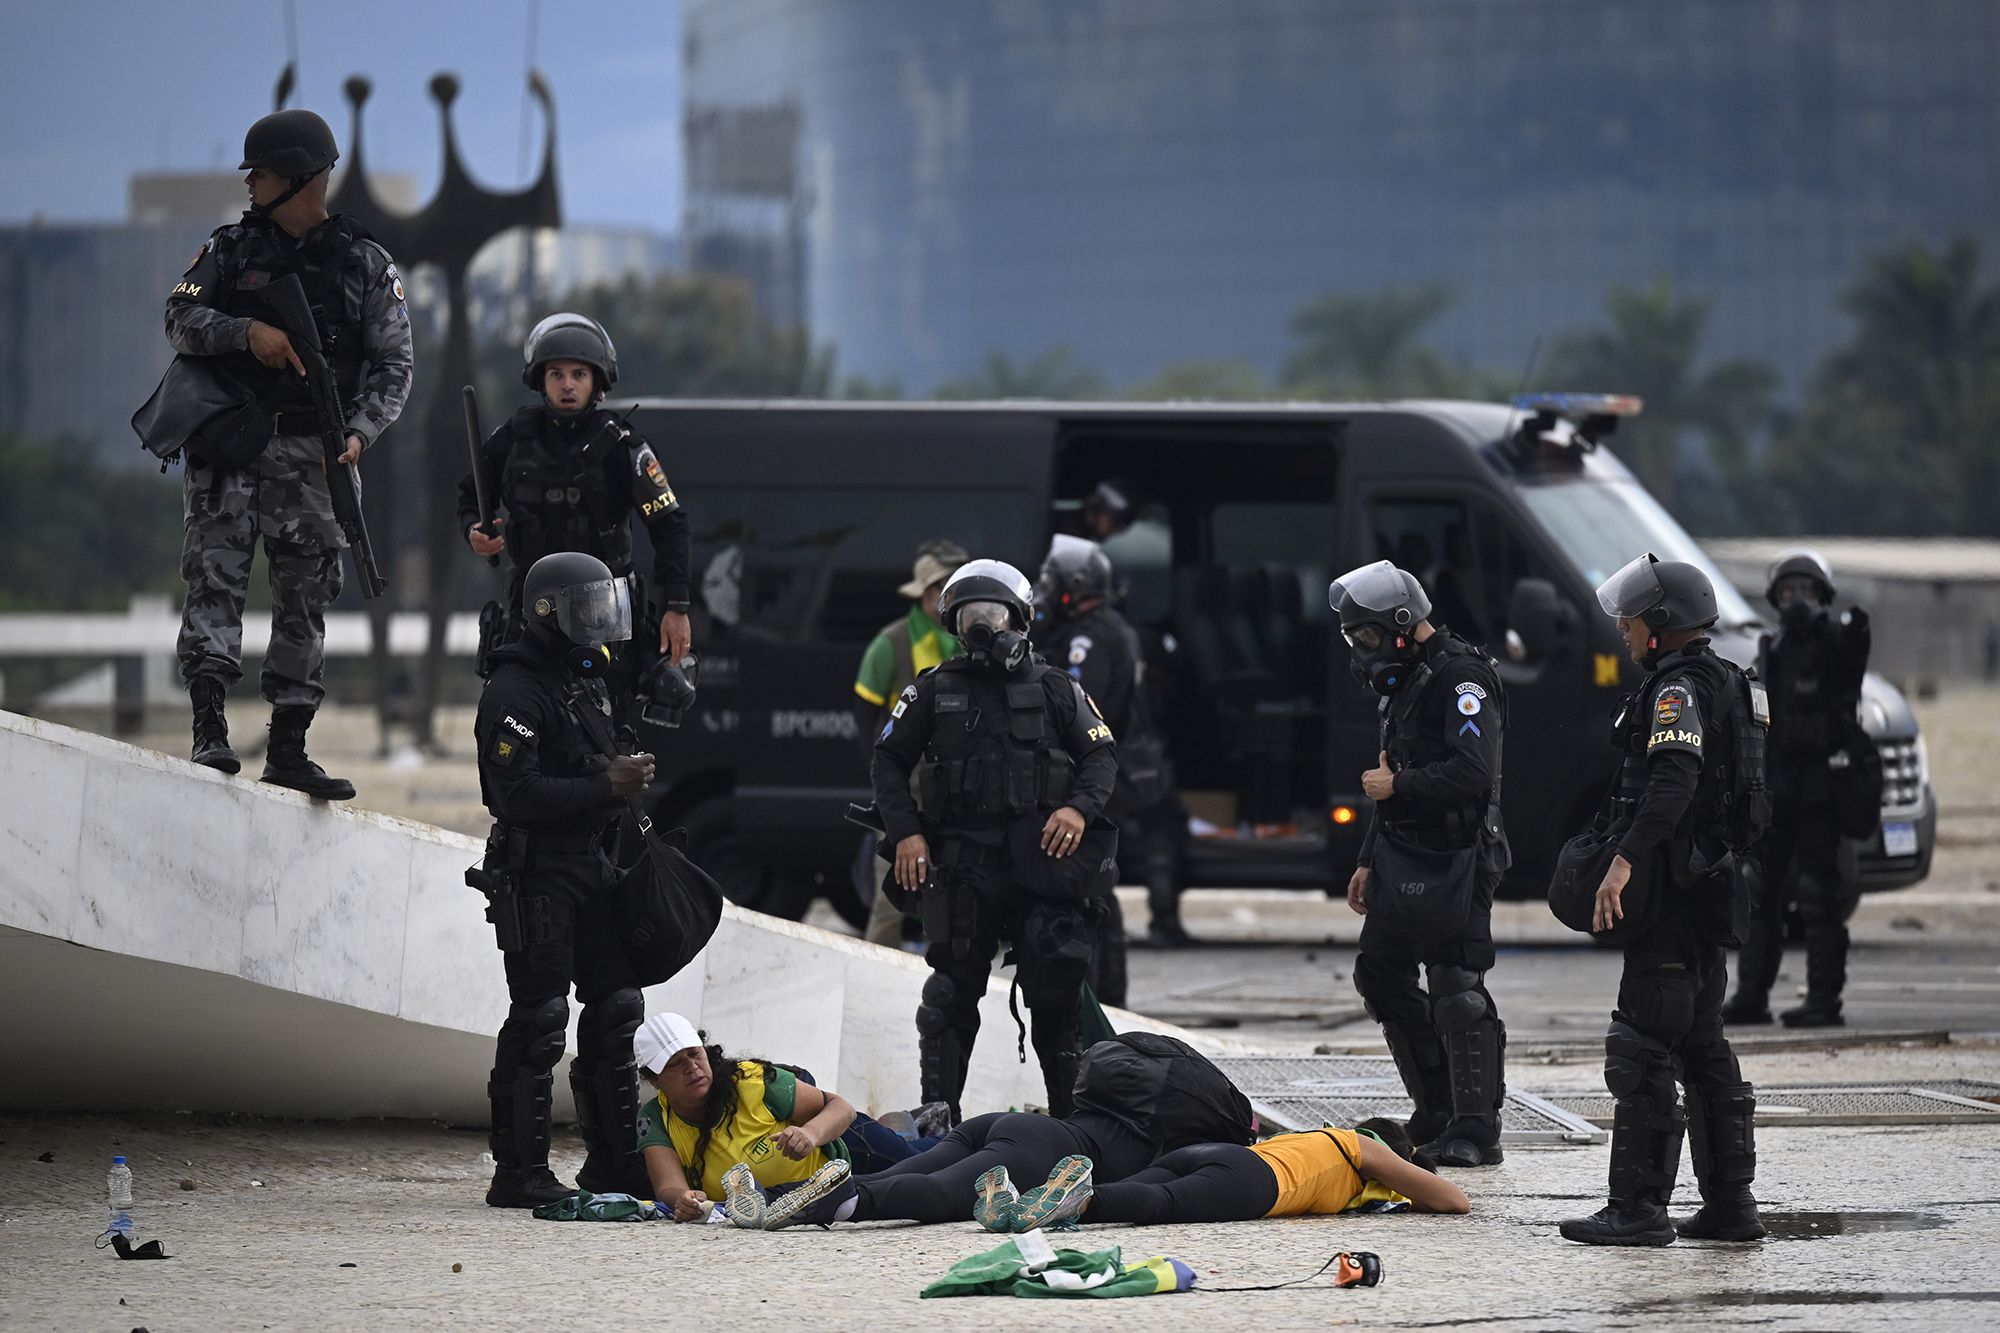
554 577 633 646
1343 624 1386 653
957 600 1012 634
1328 560 1410 615
1595 553 1665 618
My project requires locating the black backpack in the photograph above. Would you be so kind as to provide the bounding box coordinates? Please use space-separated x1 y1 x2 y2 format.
1070 1033 1257 1152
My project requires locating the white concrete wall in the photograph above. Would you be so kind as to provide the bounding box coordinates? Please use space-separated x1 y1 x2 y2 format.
0 710 1165 1122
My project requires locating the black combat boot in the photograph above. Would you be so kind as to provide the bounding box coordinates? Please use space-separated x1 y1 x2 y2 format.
1560 1098 1684 1246
1779 1001 1843 1029
571 1058 654 1198
260 706 356 800
485 1070 575 1208
189 678 240 774
1720 994 1774 1025
1677 1081 1765 1241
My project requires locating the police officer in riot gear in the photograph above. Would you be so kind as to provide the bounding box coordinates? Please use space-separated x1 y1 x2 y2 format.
1725 549 1872 1029
1334 561 1510 1169
473 552 657 1207
1562 554 1767 1246
1034 535 1186 982
459 313 691 729
872 559 1120 1123
169 107 413 796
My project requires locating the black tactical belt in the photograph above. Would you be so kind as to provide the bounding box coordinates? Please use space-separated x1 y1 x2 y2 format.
269 411 317 437
499 825 609 856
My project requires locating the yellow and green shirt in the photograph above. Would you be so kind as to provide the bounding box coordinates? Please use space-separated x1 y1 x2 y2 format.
1249 1128 1413 1217
855 606 958 710
636 1061 849 1198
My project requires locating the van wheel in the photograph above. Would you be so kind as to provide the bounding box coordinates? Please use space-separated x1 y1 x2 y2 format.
679 796 814 920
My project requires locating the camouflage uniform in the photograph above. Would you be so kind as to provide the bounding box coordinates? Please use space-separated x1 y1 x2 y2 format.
165 215 412 708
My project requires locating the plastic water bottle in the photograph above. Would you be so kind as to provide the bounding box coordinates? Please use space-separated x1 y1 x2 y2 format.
106 1156 134 1240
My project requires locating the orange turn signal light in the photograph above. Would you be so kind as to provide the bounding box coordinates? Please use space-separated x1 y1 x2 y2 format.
1331 805 1357 826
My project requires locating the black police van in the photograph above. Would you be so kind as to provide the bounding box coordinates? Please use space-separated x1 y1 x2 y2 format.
631 397 1936 921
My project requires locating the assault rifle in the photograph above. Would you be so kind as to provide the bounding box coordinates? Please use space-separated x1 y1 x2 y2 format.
258 273 388 599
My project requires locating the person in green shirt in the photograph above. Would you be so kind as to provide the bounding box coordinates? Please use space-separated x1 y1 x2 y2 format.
853 540 968 946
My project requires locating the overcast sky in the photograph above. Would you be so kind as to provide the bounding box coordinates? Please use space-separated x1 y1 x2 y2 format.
2 0 683 230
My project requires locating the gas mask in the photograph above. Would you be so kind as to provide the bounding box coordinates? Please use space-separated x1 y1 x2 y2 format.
640 654 700 728
1344 621 1416 696
1778 597 1827 633
565 642 614 679
961 619 1031 675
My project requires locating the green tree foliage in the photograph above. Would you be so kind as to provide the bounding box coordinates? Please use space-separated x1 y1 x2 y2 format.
1124 358 1270 401
935 345 1108 400
1280 284 1505 399
0 432 183 611
1544 279 1776 527
548 273 832 398
1765 239 2000 535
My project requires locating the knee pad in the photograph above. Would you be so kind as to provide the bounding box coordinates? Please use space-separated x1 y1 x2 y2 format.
517 995 569 1072
1428 966 1488 1030
579 987 644 1061
1603 1019 1670 1100
917 973 957 1034
1432 986 1490 1033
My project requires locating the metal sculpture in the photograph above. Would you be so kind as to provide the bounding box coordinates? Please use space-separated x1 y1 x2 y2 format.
318 71 562 749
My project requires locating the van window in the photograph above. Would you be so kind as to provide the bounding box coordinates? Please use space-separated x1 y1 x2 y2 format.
1370 496 1562 648
694 488 1037 645
1212 503 1333 624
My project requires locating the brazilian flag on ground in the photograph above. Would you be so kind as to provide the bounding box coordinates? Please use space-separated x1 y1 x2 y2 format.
921 1230 1196 1299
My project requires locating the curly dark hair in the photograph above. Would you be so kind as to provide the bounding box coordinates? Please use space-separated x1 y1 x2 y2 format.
679 1041 778 1192
1355 1116 1439 1174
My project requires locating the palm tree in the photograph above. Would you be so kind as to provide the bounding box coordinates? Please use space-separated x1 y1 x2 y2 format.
1124 358 1270 401
1545 279 1776 519
1280 283 1462 399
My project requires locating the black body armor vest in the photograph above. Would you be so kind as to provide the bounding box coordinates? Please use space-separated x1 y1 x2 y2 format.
215 215 371 411
913 661 1077 830
1378 632 1501 848
500 406 635 580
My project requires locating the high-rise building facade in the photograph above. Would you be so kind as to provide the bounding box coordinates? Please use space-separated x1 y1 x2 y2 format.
683 0 2000 396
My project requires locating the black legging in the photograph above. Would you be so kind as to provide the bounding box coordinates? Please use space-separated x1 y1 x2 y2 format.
854 1111 1153 1224
1084 1143 1282 1225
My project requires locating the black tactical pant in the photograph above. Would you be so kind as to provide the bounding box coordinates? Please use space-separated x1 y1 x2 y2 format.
1353 855 1504 1147
1603 902 1753 1209
489 847 642 1175
916 854 1097 1121
1736 789 1848 1012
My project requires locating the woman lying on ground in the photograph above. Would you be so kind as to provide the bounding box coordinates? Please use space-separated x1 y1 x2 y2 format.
717 1102 1168 1231
632 1012 944 1222
979 1117 1471 1232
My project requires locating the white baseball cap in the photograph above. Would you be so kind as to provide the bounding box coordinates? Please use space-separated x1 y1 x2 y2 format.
632 1012 704 1075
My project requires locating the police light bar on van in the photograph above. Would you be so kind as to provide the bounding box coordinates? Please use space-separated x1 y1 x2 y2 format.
1511 393 1644 418
1509 392 1644 460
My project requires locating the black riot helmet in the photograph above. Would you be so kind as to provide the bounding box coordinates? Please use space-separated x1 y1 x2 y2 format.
1595 553 1718 633
1329 560 1432 695
1766 547 1836 608
522 313 619 394
522 552 633 681
239 109 339 177
1036 534 1114 619
639 654 700 728
1083 477 1138 536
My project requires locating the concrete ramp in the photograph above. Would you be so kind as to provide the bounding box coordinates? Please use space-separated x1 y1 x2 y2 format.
0 710 1156 1123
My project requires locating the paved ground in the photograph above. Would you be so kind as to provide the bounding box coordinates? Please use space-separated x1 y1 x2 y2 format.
10 689 1996 1329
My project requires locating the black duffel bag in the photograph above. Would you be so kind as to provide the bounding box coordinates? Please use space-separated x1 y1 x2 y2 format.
132 355 276 469
1006 812 1120 899
1548 815 1658 944
1365 825 1478 941
1828 716 1885 841
610 812 724 987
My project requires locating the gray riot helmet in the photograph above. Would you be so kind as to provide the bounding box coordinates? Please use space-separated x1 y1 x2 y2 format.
523 551 633 654
1595 553 1718 632
1766 547 1836 608
939 559 1035 673
523 313 619 393
1329 560 1432 695
1037 534 1114 618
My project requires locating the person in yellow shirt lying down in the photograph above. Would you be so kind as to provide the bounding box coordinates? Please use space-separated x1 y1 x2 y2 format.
980 1117 1471 1232
632 1012 943 1223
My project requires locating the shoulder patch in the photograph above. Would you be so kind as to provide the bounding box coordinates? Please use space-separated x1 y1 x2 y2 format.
1083 690 1105 721
1455 692 1482 717
1453 680 1487 700
1653 683 1693 727
491 737 517 765
183 241 209 275
1068 634 1093 666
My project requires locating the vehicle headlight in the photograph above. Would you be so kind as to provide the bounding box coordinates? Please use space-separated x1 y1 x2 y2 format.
1915 734 1930 789
1860 696 1890 737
